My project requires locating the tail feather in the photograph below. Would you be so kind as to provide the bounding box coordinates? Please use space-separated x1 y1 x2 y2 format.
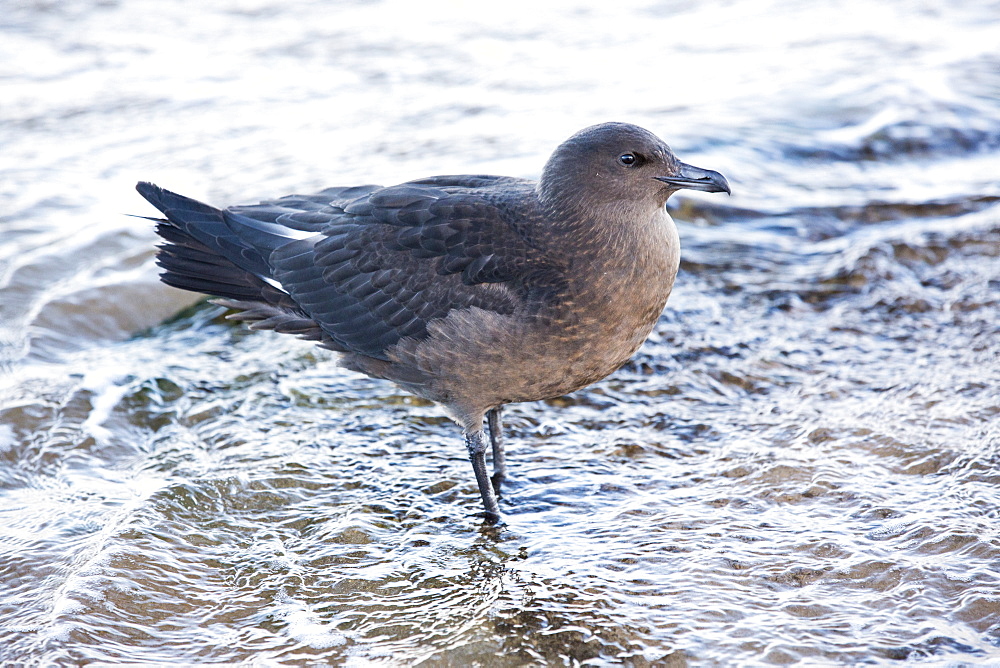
139 181 330 346
138 181 273 278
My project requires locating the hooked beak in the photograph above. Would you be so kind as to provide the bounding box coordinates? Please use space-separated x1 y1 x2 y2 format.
655 162 731 195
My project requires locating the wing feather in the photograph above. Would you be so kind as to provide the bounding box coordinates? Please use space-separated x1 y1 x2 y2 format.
143 175 563 361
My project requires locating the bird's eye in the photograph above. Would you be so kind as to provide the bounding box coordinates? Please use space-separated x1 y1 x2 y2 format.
618 153 637 166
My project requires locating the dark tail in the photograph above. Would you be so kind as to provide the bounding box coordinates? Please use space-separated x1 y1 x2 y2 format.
137 182 325 344
138 181 277 302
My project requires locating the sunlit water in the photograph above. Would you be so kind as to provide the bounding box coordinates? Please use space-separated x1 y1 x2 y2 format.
2 0 1000 664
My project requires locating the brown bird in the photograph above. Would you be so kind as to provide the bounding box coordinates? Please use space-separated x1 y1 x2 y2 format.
138 122 730 522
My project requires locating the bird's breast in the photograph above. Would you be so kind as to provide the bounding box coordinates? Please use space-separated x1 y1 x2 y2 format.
538 208 681 386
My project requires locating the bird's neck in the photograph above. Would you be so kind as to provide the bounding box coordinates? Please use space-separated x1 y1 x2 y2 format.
544 198 677 261
548 203 681 323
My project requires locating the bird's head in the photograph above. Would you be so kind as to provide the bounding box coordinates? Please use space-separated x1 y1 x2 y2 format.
538 122 730 217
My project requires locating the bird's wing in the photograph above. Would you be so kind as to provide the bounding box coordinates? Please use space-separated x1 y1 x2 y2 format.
230 176 563 359
227 184 383 233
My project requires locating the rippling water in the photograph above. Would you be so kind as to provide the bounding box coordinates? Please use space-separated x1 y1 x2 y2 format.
2 0 999 664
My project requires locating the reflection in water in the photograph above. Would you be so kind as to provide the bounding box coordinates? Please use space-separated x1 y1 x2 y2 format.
2 0 999 664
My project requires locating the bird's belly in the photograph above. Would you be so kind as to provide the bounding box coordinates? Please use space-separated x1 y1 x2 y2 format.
524 294 666 398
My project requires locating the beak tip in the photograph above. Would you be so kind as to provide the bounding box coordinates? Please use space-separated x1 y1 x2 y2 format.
707 170 731 196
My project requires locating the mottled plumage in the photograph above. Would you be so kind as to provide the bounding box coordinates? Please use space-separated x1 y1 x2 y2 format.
139 122 730 522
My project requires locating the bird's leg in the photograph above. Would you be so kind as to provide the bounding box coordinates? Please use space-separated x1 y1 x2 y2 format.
466 429 501 523
487 406 506 496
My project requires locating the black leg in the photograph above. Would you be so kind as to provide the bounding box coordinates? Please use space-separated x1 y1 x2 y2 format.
487 406 506 496
466 430 501 523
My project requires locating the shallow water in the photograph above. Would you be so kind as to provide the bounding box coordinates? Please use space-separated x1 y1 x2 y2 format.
2 0 1000 664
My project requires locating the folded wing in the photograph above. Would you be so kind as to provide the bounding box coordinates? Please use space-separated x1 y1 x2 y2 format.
140 176 561 360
